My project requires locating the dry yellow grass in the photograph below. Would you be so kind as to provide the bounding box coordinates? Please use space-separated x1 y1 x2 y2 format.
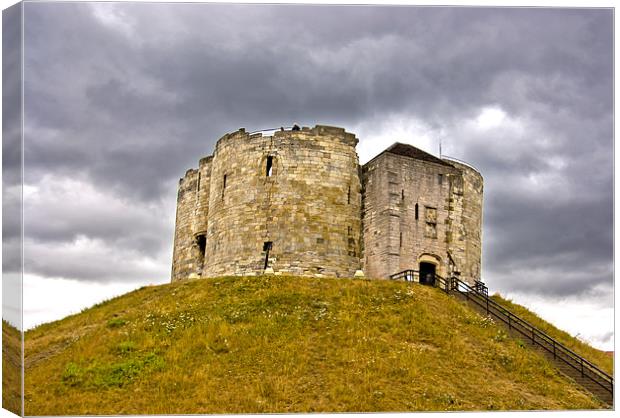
2 319 22 416
24 276 608 414
491 294 613 375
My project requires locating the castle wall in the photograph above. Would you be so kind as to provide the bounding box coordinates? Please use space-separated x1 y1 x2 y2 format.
200 125 362 278
172 126 482 284
171 169 200 281
362 152 459 279
192 156 213 237
360 154 389 278
445 159 483 283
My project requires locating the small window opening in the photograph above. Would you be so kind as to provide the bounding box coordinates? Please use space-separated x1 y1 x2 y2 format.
347 185 351 204
347 226 352 236
401 189 405 201
222 174 227 198
438 174 443 185
399 232 402 248
266 156 273 177
197 173 201 193
263 241 273 269
415 203 419 220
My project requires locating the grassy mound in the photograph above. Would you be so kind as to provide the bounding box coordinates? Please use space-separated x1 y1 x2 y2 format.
491 294 613 375
25 276 608 414
2 320 22 415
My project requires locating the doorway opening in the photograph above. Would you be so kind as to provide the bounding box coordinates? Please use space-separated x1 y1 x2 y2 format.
419 262 436 286
197 235 206 258
196 234 206 272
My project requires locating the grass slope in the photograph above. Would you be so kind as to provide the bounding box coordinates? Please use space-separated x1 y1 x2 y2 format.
2 320 22 415
491 294 613 375
25 276 608 414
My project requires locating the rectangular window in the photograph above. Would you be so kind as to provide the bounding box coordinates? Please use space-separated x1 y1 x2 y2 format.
266 156 273 177
438 174 443 185
415 203 419 220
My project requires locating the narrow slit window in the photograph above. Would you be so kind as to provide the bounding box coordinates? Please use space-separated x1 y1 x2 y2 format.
347 185 351 204
266 156 273 177
399 232 402 248
263 241 273 269
401 189 405 201
222 174 227 198
415 203 419 220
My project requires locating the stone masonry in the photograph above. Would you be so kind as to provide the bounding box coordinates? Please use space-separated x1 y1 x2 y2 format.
171 125 483 284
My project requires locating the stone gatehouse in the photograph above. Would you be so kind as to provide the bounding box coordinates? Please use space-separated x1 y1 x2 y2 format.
171 125 483 284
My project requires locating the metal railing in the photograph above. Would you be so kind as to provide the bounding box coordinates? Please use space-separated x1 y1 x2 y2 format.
389 269 418 282
390 270 449 290
441 155 482 174
391 270 613 396
249 126 294 134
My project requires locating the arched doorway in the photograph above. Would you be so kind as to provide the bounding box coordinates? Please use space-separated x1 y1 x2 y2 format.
419 262 436 286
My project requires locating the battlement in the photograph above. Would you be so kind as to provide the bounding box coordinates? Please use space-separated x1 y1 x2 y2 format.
213 124 357 154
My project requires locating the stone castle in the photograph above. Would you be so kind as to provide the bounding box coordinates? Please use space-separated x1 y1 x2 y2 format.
171 125 483 284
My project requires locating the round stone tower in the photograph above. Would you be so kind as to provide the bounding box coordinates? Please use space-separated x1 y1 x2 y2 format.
442 158 483 283
184 125 362 279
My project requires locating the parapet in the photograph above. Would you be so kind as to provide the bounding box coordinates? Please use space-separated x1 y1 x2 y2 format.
214 124 358 152
198 156 213 167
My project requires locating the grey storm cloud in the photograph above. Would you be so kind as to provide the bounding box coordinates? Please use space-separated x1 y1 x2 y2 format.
17 1 612 307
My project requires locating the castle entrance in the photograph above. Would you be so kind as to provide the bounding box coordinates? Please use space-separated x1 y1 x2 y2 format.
419 262 436 286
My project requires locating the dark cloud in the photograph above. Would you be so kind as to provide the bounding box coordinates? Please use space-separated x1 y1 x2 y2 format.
19 2 612 311
2 2 23 327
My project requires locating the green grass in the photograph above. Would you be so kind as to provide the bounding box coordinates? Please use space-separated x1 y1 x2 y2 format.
24 276 610 414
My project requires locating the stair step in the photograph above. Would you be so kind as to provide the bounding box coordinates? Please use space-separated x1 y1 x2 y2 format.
453 290 613 407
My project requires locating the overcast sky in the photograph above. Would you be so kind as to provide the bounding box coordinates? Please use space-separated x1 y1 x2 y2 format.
3 2 613 349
